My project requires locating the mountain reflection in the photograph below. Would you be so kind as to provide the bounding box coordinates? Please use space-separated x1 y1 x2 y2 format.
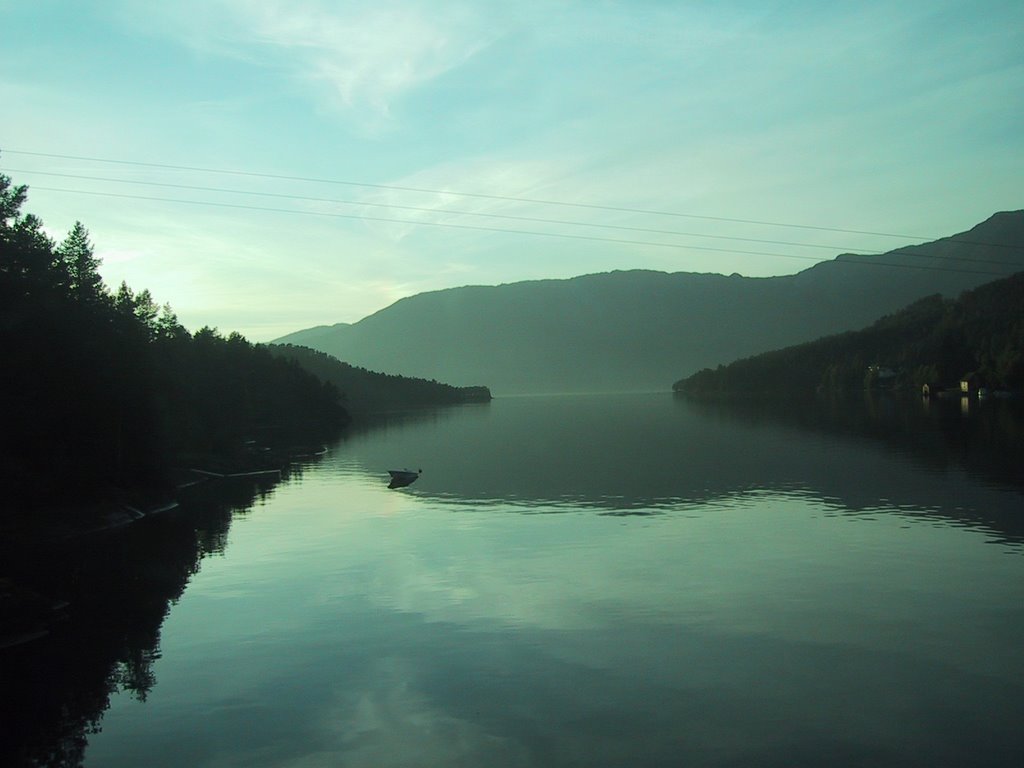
0 475 280 768
4 394 1022 766
680 393 1024 544
335 393 1024 545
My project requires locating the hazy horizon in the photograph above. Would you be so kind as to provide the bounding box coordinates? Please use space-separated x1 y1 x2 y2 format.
2 1 1022 341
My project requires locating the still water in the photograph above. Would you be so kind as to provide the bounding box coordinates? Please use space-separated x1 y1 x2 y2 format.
69 395 1024 765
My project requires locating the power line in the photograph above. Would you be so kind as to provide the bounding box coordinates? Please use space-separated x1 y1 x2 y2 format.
0 166 895 254
19 166 1024 266
4 151 1020 273
30 185 1016 278
10 166 1020 270
30 185 831 258
0 147 946 241
9 166 1024 268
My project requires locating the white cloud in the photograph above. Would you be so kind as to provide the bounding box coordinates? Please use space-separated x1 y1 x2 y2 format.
7 1 1021 339
126 0 495 129
320 657 530 768
197 656 530 768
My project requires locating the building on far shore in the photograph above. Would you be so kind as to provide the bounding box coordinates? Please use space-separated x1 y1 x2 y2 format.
960 372 984 397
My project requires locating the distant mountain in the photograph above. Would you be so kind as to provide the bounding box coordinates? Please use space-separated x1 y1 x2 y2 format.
267 344 491 414
276 212 1024 394
674 271 1024 396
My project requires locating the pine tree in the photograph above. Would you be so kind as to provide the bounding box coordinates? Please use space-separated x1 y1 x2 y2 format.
58 220 105 304
0 172 28 228
1 174 60 294
154 303 187 341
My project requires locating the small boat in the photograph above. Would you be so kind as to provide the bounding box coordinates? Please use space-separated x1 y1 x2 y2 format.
387 468 421 488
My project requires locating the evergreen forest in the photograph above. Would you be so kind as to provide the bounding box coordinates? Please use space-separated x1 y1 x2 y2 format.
0 173 349 515
675 272 1024 397
268 344 490 415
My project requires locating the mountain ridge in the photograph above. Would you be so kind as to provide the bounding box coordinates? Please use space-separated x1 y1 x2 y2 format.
275 211 1024 394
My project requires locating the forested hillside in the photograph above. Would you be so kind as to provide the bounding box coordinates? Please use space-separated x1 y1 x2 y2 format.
674 272 1024 396
0 173 348 513
276 211 1024 394
268 344 490 414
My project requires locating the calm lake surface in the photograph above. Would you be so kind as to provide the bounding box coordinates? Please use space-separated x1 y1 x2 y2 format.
38 394 1024 765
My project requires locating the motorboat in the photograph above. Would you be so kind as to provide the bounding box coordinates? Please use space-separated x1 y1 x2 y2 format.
388 468 421 488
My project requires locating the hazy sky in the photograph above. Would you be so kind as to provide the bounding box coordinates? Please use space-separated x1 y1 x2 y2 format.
2 0 1021 341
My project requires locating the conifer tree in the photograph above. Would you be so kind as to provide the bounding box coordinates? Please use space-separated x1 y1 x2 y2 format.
58 220 105 303
1 175 60 293
155 303 187 340
0 172 28 228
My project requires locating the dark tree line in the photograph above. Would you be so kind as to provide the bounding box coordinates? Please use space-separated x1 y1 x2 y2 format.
0 173 348 514
269 343 491 414
674 271 1024 397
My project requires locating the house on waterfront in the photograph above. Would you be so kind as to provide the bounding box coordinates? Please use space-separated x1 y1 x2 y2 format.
960 372 984 397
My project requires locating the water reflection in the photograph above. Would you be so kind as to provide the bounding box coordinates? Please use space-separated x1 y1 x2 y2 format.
4 394 1023 767
84 466 1024 767
0 474 282 768
682 392 1024 544
334 393 1024 545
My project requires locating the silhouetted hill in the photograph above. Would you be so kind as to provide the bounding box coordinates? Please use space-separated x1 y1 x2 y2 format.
267 344 491 413
674 271 1024 396
276 212 1024 394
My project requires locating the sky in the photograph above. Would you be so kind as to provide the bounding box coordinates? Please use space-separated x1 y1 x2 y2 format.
1 0 1021 341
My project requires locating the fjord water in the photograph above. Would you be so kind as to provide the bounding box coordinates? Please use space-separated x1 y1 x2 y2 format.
80 393 1022 767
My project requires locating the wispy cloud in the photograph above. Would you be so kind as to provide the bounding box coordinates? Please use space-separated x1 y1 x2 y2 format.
7 1 1021 340
355 153 585 242
127 0 495 129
